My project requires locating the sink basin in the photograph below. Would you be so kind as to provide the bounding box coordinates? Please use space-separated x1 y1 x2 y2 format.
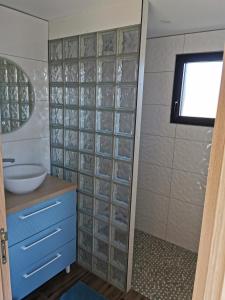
4 164 47 194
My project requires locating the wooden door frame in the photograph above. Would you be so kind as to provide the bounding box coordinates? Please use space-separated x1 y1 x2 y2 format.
0 144 12 300
193 49 225 300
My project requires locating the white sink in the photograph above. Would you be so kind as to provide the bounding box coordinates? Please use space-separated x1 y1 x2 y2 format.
4 164 47 194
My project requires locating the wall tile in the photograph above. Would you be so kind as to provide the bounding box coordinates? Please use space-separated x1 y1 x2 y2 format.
184 30 225 53
176 124 213 143
166 199 203 252
136 188 169 234
138 162 172 196
141 105 176 137
3 138 50 171
171 170 207 207
145 35 184 72
173 139 211 175
0 6 48 61
143 72 174 106
136 214 167 240
140 134 174 168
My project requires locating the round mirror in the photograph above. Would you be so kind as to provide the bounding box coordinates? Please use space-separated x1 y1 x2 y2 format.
0 57 35 134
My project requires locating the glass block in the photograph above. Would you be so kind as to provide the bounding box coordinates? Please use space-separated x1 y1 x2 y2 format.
80 34 97 57
115 112 135 136
50 63 63 82
10 120 20 131
117 57 138 83
112 205 129 227
80 110 95 130
0 66 7 82
51 147 63 166
113 184 130 206
115 137 133 161
98 31 117 56
10 103 19 119
78 193 93 215
95 199 110 220
94 219 109 241
95 178 111 201
93 256 108 280
111 247 127 271
64 108 78 128
98 58 116 82
78 212 93 233
64 150 78 170
65 86 79 106
94 238 108 261
96 111 113 133
119 27 140 54
116 86 137 110
80 132 95 153
79 230 93 253
110 266 126 290
51 107 63 126
64 169 78 183
50 86 63 104
51 165 63 179
80 60 96 83
7 64 17 82
8 86 18 101
114 161 132 184
51 127 63 147
21 104 30 121
80 153 95 175
111 226 128 251
0 86 8 101
64 62 79 82
96 134 113 156
1 120 11 133
97 85 115 109
49 39 62 61
1 103 10 119
78 247 92 269
80 86 96 107
18 86 29 103
63 37 79 59
79 174 94 194
64 129 78 150
95 157 112 179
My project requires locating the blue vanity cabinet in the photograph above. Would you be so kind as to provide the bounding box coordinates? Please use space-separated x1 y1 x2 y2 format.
7 190 77 300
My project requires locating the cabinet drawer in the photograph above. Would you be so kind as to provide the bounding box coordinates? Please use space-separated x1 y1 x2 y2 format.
11 240 76 300
7 191 76 247
9 216 76 271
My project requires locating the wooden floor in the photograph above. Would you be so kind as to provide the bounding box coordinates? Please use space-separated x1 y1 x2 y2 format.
24 263 147 300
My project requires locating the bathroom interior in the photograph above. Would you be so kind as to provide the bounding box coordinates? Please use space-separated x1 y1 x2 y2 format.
0 0 224 299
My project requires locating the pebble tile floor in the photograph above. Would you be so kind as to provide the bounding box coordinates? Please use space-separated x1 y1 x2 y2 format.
132 230 198 300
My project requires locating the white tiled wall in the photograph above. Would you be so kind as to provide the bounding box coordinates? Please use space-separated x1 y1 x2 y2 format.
0 7 50 171
136 29 225 252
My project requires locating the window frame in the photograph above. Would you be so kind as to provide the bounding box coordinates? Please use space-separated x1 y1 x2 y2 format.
170 51 223 127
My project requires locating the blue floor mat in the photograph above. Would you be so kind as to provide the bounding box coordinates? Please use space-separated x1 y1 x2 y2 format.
60 281 107 300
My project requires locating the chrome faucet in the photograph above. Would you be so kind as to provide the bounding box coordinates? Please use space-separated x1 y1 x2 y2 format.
3 158 15 163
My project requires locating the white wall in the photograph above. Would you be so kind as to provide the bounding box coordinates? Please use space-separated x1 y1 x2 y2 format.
136 29 225 252
49 0 142 39
0 6 50 171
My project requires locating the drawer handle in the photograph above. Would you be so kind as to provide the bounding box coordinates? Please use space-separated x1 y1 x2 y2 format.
19 201 62 220
23 253 62 279
21 228 62 251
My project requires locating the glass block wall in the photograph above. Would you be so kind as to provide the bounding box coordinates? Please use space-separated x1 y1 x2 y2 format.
49 26 140 290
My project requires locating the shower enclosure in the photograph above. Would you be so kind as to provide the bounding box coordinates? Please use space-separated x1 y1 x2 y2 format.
48 3 148 290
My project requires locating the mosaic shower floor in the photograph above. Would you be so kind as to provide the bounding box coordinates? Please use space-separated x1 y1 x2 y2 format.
132 230 197 300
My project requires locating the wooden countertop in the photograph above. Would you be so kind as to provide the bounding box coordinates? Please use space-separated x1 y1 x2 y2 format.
5 175 77 215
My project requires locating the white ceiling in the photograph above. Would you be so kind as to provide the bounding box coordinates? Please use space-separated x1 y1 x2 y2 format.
1 0 225 37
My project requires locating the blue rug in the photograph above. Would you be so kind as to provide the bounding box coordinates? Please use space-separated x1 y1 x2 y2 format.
60 281 107 300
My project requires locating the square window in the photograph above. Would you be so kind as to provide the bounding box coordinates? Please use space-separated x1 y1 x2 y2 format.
171 52 223 126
